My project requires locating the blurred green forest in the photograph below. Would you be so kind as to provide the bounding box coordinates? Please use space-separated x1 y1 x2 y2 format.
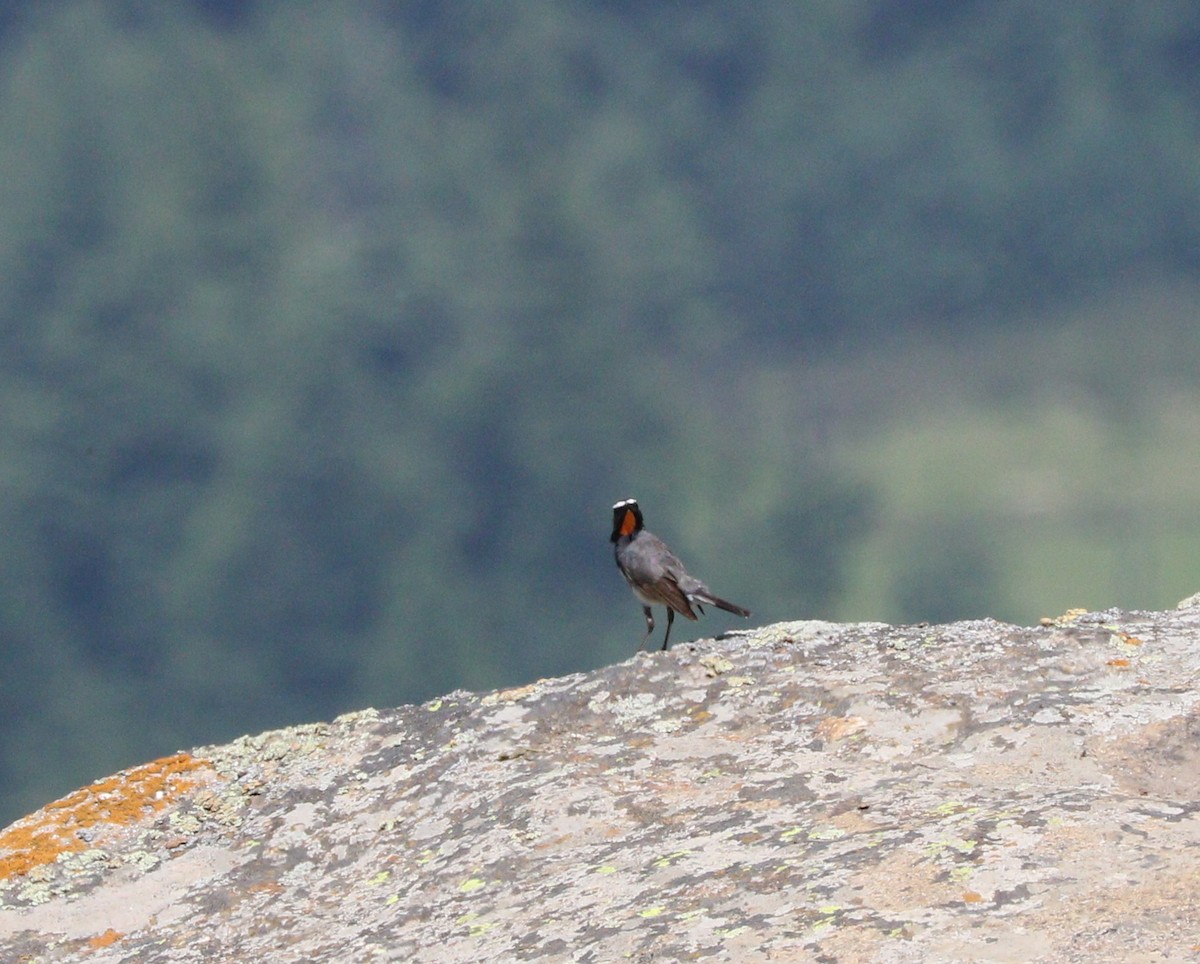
3 0 1200 824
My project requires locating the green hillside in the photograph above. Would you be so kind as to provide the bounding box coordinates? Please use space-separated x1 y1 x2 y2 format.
1 1 1199 824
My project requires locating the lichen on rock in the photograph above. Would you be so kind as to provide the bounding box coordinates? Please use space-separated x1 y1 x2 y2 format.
2 609 1200 961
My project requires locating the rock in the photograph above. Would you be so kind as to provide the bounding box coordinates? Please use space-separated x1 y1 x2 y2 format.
2 609 1200 962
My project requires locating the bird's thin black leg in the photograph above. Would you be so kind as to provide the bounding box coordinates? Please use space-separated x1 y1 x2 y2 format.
661 608 675 651
638 606 655 651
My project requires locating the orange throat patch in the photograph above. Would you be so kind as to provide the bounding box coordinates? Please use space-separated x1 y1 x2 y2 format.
619 509 637 537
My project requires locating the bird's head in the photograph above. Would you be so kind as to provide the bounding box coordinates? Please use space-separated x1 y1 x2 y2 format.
610 498 643 542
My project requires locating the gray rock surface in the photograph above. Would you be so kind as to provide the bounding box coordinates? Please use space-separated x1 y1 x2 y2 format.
3 606 1200 962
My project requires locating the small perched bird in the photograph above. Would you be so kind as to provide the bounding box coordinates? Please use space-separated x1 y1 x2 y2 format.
610 498 751 651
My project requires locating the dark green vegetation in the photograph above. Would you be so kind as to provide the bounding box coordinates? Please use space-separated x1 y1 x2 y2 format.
2 1 1200 824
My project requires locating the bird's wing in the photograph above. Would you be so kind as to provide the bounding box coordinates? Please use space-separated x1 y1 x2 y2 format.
642 573 699 619
624 535 699 619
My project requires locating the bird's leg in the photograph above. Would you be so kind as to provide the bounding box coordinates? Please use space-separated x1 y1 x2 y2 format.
638 606 654 651
661 608 675 651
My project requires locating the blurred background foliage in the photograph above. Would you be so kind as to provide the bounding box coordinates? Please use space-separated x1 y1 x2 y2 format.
2 0 1200 823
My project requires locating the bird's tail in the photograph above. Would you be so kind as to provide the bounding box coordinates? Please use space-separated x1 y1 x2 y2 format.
690 592 751 618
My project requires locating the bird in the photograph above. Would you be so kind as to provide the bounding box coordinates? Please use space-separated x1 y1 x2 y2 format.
610 497 751 651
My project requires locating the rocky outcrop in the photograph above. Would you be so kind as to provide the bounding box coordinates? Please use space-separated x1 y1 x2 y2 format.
3 605 1200 962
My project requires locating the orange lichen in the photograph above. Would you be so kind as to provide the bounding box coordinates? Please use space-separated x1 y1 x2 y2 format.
88 929 123 949
0 752 213 882
815 716 868 742
1107 658 1131 668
